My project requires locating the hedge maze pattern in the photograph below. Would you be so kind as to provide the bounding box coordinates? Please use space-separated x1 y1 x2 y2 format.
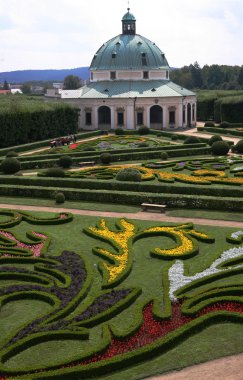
0 213 243 379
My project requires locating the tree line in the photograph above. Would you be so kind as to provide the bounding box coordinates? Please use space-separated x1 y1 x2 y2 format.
170 62 243 90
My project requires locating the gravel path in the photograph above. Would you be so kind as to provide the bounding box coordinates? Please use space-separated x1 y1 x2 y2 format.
148 352 243 380
176 125 240 144
0 203 242 228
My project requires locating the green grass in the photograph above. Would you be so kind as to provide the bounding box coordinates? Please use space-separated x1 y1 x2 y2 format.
0 196 140 213
168 208 243 222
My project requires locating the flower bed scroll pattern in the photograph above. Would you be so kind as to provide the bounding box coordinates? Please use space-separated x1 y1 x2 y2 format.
69 157 243 186
1 216 243 379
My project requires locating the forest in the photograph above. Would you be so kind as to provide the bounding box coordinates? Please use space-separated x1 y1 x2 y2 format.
170 62 243 90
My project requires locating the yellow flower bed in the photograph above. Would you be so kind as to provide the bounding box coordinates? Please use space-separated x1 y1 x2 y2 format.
142 226 194 257
192 170 226 177
87 219 136 284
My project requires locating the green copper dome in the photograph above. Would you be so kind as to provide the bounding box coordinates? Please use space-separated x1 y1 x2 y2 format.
90 34 170 71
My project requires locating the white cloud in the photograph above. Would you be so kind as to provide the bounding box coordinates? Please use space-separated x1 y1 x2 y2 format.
0 0 242 71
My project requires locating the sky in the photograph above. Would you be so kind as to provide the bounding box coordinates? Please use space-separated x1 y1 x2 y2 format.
0 0 243 72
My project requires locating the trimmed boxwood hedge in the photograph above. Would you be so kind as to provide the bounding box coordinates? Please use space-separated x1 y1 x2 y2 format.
1 175 243 199
1 145 211 170
0 184 243 211
199 126 243 138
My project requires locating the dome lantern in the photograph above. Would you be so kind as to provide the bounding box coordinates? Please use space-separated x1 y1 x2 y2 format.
122 8 136 35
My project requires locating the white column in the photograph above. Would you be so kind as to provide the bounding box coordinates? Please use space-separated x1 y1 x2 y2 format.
163 106 167 129
110 106 115 129
194 103 197 125
178 103 183 128
185 104 188 127
126 105 134 129
94 106 98 129
146 106 150 128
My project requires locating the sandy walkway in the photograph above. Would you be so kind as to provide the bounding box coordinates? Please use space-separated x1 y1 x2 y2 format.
0 203 242 228
148 352 243 380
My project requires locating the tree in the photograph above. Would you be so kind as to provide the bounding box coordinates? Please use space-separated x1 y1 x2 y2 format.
63 75 81 90
189 62 203 88
238 66 243 86
3 80 9 90
22 83 31 94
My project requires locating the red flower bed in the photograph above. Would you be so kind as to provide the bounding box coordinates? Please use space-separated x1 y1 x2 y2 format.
69 143 78 150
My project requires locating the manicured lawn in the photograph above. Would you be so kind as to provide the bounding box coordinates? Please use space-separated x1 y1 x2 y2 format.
0 196 140 213
1 209 243 379
167 208 243 222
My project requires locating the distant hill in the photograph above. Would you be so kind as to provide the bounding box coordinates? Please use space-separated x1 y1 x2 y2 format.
0 67 90 83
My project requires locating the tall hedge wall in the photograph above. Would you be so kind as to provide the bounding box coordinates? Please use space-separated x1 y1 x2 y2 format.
197 94 243 123
0 104 79 148
220 96 243 123
197 96 217 121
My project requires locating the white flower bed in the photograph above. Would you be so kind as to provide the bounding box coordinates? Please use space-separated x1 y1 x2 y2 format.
169 244 243 301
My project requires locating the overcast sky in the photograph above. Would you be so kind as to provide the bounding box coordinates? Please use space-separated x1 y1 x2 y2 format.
0 0 242 72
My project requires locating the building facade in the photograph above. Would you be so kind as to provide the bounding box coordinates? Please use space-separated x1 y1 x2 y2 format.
61 8 196 130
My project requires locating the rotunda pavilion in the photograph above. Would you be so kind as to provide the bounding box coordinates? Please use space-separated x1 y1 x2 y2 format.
61 8 196 130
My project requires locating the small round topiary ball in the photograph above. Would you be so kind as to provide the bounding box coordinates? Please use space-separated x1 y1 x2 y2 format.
204 121 215 128
208 135 223 146
6 151 18 157
115 127 125 135
211 141 230 156
1 157 21 174
160 151 169 160
220 121 231 128
116 168 142 182
45 167 65 177
184 136 201 144
55 192 65 204
58 155 73 168
100 152 112 165
138 126 149 135
235 140 243 154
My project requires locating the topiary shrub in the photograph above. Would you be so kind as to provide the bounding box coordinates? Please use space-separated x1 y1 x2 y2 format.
160 151 169 160
58 155 73 168
1 157 21 174
82 146 96 151
115 128 125 135
55 192 65 204
234 140 243 154
231 144 237 153
100 152 112 165
204 121 215 127
171 134 178 141
184 136 201 144
220 121 231 128
116 168 142 182
6 151 18 157
138 126 149 135
211 141 230 156
136 142 149 148
45 167 65 177
208 135 223 146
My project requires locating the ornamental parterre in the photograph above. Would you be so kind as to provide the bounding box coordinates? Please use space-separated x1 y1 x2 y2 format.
67 156 243 186
1 213 243 379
